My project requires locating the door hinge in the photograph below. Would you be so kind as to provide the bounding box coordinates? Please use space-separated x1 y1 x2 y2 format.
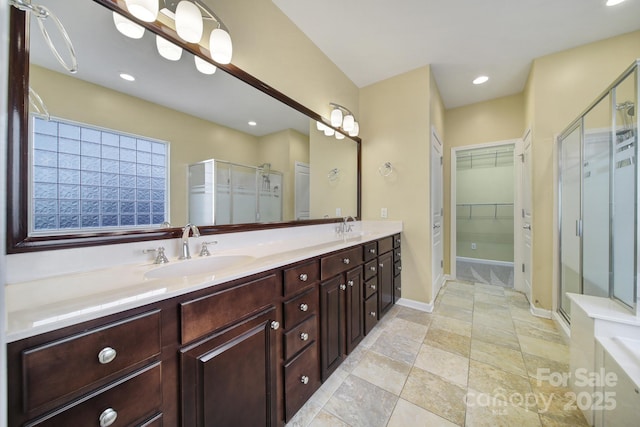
440 156 443 165
522 263 525 273
440 208 443 216
519 153 525 163
441 260 444 268
522 209 525 218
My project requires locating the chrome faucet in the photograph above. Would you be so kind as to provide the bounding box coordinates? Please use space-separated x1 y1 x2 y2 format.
343 216 356 233
179 223 200 260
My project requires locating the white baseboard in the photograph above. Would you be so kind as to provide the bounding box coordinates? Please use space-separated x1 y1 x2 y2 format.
396 298 434 313
552 311 571 344
529 304 552 319
456 256 514 267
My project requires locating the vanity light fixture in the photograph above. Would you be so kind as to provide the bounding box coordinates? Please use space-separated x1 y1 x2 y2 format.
175 0 203 43
335 132 345 140
606 0 626 5
194 55 217 74
124 0 159 22
473 75 489 85
113 12 145 39
156 35 183 61
324 126 335 137
328 103 360 138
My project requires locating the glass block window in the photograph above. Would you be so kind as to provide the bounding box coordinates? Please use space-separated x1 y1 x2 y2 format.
31 116 169 234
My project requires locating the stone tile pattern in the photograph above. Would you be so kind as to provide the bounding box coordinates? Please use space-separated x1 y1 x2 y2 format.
286 281 589 427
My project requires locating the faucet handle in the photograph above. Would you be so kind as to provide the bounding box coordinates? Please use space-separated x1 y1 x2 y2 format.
199 241 218 257
143 247 169 264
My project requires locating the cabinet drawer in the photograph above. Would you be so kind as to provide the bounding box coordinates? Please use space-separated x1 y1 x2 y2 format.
284 286 318 330
284 260 319 297
378 236 394 255
394 248 401 262
321 247 363 280
284 315 317 360
363 242 378 262
27 363 162 427
394 275 402 302
22 310 161 412
393 234 401 248
364 294 378 335
364 277 377 299
181 273 279 344
364 259 378 280
395 260 402 277
284 342 320 422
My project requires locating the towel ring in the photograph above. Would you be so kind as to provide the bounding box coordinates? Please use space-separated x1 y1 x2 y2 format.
328 168 340 182
378 162 394 177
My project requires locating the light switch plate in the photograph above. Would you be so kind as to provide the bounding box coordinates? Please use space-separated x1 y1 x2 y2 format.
381 208 388 218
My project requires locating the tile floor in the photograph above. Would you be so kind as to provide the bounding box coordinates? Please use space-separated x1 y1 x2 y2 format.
285 280 589 427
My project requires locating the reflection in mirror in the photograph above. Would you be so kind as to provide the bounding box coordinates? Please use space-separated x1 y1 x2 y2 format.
24 0 358 238
612 69 637 309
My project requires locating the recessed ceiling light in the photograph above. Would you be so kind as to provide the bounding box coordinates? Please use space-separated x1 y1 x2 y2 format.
248 121 257 126
473 75 489 85
606 0 625 6
119 73 135 81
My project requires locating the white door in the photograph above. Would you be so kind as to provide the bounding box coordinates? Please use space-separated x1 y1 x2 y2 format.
431 129 444 294
520 130 533 301
294 162 310 220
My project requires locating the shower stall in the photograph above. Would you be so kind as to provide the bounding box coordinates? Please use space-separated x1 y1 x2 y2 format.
557 60 638 321
188 159 283 225
455 144 515 287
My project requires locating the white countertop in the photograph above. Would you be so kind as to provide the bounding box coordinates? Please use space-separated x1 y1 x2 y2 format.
5 221 402 342
567 293 640 326
596 336 640 391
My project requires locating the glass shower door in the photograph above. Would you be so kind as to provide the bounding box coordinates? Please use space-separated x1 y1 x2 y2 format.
559 123 583 319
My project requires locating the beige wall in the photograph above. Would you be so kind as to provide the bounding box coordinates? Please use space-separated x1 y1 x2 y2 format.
360 66 435 304
526 30 640 310
443 93 525 272
30 65 261 226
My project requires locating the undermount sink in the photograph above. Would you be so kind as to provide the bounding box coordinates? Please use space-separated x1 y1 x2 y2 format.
144 255 255 279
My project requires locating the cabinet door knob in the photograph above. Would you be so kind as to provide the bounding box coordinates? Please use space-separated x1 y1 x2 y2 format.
397 252 401 257
99 408 118 427
342 258 350 265
396 287 401 291
369 266 376 272
370 284 376 290
369 311 376 317
299 273 308 282
98 347 117 365
348 280 354 287
300 332 309 341
379 263 384 268
300 375 309 385
340 284 347 291
398 266 402 271
270 321 280 330
369 248 376 254
299 303 309 312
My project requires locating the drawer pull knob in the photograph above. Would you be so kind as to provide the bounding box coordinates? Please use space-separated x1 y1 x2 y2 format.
397 252 401 257
370 284 376 290
299 303 309 312
369 266 376 272
99 408 118 427
340 284 347 291
342 258 350 265
398 266 402 271
369 311 376 317
300 332 309 341
348 280 354 287
369 248 376 254
299 273 308 282
98 347 117 365
270 321 280 330
396 287 401 291
379 263 384 268
301 375 309 385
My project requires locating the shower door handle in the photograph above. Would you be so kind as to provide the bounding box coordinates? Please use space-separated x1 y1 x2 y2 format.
575 219 582 237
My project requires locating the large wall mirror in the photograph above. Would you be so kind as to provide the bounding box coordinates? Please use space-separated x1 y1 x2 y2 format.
7 0 361 252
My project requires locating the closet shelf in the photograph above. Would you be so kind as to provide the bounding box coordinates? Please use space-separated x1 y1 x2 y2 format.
456 203 514 220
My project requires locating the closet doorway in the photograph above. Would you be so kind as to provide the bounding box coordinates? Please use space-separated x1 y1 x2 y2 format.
451 140 524 292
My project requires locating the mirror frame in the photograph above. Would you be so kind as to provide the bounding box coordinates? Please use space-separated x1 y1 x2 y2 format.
6 1 362 253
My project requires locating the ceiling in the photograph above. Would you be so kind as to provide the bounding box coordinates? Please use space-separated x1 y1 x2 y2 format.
273 0 640 109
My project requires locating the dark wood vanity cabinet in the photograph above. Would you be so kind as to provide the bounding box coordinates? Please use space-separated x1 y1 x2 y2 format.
394 234 402 302
180 307 279 427
7 234 401 426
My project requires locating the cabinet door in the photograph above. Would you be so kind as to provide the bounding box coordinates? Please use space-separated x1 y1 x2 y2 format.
180 307 278 427
378 252 394 317
345 267 364 354
320 276 345 381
